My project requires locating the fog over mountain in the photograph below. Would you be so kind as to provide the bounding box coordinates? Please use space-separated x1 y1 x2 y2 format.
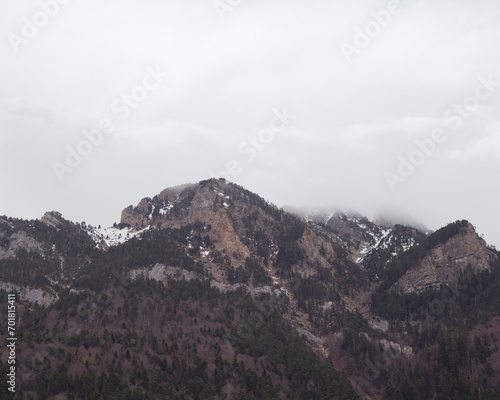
1 1 499 247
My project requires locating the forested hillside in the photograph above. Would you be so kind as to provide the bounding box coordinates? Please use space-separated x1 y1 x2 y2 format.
1 179 499 399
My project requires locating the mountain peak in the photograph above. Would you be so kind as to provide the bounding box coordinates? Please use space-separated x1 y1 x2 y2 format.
395 220 498 293
40 210 65 228
2 181 500 399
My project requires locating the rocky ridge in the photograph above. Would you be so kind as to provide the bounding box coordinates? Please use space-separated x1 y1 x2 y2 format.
396 222 497 293
1 179 500 400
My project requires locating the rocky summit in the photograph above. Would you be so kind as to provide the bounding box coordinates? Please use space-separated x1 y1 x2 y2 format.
1 178 500 399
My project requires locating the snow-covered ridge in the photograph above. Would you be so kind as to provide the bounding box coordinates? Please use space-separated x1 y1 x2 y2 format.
357 228 390 263
324 215 420 264
356 227 418 264
86 225 150 248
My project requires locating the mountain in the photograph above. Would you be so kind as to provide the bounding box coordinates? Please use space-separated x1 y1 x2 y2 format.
1 178 500 399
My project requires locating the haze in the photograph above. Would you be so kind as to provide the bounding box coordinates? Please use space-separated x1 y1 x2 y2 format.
1 0 499 247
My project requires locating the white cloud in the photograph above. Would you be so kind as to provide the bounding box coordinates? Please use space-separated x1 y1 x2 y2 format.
1 0 500 247
444 120 500 160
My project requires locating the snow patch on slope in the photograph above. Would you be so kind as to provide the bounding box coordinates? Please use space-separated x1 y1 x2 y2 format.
87 225 150 247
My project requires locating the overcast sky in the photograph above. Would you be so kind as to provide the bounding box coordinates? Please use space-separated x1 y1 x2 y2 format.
1 0 499 247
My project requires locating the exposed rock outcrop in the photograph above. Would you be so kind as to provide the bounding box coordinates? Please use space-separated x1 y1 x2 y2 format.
40 211 64 229
0 281 57 306
0 231 45 259
396 222 497 294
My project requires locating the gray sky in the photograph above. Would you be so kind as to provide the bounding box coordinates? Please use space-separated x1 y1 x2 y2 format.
1 0 499 247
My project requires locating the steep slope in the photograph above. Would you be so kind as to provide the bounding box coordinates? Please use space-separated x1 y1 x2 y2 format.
320 213 425 269
364 221 500 399
395 221 497 293
2 180 500 400
371 220 498 297
0 212 99 305
118 179 366 295
113 180 374 368
0 180 365 400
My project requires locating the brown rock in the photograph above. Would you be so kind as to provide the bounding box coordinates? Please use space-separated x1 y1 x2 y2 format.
396 223 497 294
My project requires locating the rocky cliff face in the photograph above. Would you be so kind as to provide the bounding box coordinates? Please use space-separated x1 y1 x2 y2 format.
2 180 500 400
40 211 65 229
0 281 57 306
396 222 497 293
120 183 199 229
0 224 45 260
0 211 81 260
326 213 381 245
320 213 424 268
0 212 98 289
119 179 349 275
119 181 497 300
